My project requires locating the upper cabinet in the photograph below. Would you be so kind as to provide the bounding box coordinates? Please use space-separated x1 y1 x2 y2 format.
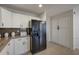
21 14 30 28
13 13 30 28
0 7 41 28
0 7 13 28
12 13 21 28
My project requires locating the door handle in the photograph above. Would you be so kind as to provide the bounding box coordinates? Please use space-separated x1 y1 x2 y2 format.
57 25 59 30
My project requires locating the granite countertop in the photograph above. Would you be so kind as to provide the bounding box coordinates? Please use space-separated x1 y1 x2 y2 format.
0 36 30 52
0 38 11 52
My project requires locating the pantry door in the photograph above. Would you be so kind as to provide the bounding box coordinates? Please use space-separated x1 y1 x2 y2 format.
51 11 73 49
52 17 59 44
59 14 73 48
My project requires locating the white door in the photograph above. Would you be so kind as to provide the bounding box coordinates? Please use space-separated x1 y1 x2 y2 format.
52 18 59 43
59 15 73 48
51 11 73 48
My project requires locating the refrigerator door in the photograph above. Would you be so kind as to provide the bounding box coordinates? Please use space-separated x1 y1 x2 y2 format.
40 22 46 51
31 20 41 54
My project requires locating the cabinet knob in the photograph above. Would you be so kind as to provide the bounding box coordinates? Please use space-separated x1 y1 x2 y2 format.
18 39 21 41
2 23 4 26
23 42 26 45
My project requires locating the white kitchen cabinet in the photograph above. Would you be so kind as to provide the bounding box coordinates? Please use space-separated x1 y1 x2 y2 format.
7 39 15 55
20 14 30 28
0 8 2 27
26 37 30 52
0 7 41 28
14 37 30 55
13 13 30 28
14 38 24 55
0 7 13 28
12 13 21 28
22 37 30 52
0 37 30 55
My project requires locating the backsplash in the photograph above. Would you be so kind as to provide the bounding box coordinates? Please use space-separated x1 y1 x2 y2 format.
0 28 20 38
0 28 31 38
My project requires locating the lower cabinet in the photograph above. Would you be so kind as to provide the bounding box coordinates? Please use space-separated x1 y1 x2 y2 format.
15 38 26 55
7 39 15 55
0 37 30 55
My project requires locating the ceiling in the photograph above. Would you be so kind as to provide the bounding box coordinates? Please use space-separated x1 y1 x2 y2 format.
0 4 79 17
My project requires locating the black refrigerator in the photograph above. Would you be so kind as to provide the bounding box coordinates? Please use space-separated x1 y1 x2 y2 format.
30 20 46 54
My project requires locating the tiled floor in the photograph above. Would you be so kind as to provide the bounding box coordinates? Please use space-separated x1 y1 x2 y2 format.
27 42 79 55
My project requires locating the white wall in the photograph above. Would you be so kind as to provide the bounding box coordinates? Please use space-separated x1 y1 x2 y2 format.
73 6 79 49
46 17 52 42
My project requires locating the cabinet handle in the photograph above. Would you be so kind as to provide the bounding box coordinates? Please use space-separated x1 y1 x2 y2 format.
2 22 4 26
18 39 21 41
23 42 26 45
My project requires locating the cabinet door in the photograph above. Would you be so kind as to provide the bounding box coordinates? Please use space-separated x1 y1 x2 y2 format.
14 37 30 55
20 14 30 28
14 38 25 55
12 13 21 28
26 37 30 52
13 13 30 28
22 37 30 53
21 38 27 53
1 8 12 28
7 39 14 55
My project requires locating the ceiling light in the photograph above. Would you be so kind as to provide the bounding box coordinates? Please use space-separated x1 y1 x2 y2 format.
38 4 43 8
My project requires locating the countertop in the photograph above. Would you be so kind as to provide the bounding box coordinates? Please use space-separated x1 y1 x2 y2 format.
0 38 10 52
0 36 30 52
